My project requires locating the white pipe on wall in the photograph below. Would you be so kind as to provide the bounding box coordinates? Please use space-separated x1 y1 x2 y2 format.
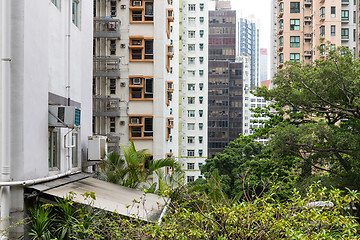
0 0 12 237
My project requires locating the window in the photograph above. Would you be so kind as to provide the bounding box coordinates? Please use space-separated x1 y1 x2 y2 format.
320 44 325 56
187 123 195 130
188 110 195 117
71 132 79 168
188 97 195 104
199 123 203 130
279 36 284 46
199 149 203 157
331 7 336 18
110 79 116 94
188 44 195 51
188 17 196 25
110 40 116 55
198 162 203 168
199 83 204 90
290 36 300 48
188 84 195 91
188 137 195 144
188 57 195 64
130 0 154 22
320 7 325 18
111 1 117 17
48 129 59 170
342 28 349 39
129 77 153 100
290 53 300 62
199 110 203 117
129 116 153 139
279 19 284 30
290 19 300 30
187 176 195 183
200 17 204 22
199 96 203 104
72 0 80 27
342 10 349 21
51 0 60 8
129 37 154 61
290 2 300 13
320 25 325 36
199 136 203 143
188 4 195 11
187 163 195 169
110 117 116 132
354 29 356 41
279 2 284 12
305 21 311 25
199 43 204 50
187 150 195 157
188 31 196 38
199 30 204 37
199 56 204 63
199 3 204 10
199 70 204 75
279 53 283 63
331 25 336 36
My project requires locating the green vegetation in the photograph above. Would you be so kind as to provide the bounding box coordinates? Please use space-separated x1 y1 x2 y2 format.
26 49 360 239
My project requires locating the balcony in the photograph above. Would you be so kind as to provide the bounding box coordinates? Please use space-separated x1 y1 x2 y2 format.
93 97 121 117
93 18 121 38
93 57 120 78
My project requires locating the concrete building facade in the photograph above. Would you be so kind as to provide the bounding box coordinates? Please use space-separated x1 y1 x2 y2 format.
271 0 359 74
0 0 93 237
259 48 268 83
208 2 243 158
93 0 178 163
237 18 260 89
179 0 209 183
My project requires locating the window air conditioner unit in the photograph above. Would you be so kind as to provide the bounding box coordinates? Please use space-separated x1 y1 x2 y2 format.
49 105 81 128
131 118 140 124
88 136 108 161
121 5 126 9
120 121 125 125
132 78 141 85
133 1 142 6
120 44 126 48
120 82 126 87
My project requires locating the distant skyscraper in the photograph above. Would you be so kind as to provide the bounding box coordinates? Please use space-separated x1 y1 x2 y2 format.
208 2 243 158
260 48 268 83
237 18 259 89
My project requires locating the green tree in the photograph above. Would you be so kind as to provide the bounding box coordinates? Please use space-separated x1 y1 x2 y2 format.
201 136 295 200
255 46 360 216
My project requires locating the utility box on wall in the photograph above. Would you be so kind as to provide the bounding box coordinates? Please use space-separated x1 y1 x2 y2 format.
88 136 108 161
48 105 81 128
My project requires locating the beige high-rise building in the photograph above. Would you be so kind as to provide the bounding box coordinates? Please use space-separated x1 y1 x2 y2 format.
271 0 358 75
93 0 178 162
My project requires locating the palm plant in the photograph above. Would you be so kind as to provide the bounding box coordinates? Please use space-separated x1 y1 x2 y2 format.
99 140 183 190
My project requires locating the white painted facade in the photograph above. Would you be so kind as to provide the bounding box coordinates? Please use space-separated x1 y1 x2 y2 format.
341 0 357 55
179 0 209 183
239 56 269 143
0 0 93 237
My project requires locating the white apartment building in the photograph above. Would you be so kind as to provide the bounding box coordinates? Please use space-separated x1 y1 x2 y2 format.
93 0 179 170
179 0 209 183
0 0 93 237
239 56 268 143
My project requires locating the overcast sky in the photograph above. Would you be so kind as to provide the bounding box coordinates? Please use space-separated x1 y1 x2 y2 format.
231 0 271 51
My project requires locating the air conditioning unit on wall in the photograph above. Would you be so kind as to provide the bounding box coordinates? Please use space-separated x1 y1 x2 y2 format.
48 105 81 128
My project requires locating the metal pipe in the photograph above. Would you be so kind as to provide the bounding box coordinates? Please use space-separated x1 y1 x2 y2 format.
0 170 81 187
1 0 12 236
66 0 71 106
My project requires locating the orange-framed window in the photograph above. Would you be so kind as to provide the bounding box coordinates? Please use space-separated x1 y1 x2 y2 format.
166 117 174 140
129 76 153 100
129 0 154 23
166 9 174 38
166 45 174 72
166 81 174 106
129 36 154 61
129 115 153 139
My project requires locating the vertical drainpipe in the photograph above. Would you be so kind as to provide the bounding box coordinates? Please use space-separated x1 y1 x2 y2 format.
0 0 12 237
